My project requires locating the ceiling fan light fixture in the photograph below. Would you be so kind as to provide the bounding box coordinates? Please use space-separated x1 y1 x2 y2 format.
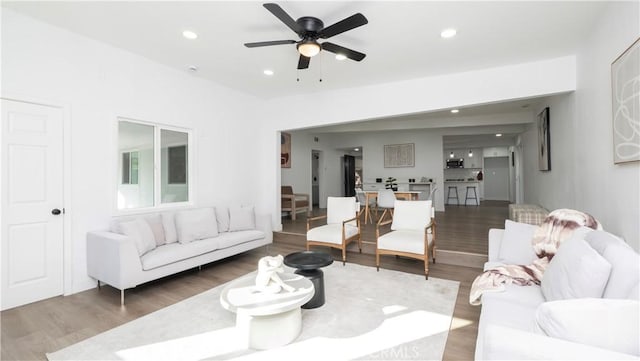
297 40 321 57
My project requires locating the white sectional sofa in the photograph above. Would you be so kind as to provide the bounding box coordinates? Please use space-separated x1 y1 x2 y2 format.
476 220 640 360
87 206 272 305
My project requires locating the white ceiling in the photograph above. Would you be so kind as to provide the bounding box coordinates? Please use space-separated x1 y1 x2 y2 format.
4 1 605 148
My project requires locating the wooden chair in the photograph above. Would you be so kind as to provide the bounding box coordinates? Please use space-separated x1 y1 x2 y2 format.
355 188 377 224
376 200 436 279
307 197 362 265
281 186 311 220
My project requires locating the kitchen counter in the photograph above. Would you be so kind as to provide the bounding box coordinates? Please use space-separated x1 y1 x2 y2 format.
444 180 481 183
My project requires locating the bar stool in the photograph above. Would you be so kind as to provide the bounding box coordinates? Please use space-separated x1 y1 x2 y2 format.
465 186 479 206
446 186 459 205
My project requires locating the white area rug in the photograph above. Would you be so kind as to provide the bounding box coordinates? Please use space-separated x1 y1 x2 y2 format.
47 263 459 361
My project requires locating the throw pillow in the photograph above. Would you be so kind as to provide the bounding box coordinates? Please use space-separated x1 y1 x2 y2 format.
541 237 612 301
145 215 166 246
215 206 230 232
119 219 156 256
175 208 218 243
498 220 538 265
229 206 256 231
535 298 640 356
162 213 178 244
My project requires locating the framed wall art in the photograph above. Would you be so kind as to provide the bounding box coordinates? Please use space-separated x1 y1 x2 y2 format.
384 143 415 168
611 37 640 164
281 132 291 168
537 107 551 171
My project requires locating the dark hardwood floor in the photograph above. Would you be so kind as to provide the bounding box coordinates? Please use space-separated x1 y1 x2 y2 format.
1 201 508 361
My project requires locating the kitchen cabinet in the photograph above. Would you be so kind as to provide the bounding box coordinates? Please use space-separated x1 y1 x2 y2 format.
444 148 483 168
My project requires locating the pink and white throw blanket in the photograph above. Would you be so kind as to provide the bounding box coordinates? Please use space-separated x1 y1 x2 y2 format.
469 209 601 305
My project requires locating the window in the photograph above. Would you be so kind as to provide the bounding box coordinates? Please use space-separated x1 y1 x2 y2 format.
117 119 191 210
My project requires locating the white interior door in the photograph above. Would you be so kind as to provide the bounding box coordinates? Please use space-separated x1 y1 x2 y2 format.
1 99 64 310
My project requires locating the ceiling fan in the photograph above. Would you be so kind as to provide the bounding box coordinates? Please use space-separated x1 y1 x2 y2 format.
244 3 368 70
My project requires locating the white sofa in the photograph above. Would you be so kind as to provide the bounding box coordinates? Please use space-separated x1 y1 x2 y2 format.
476 220 640 360
87 206 272 305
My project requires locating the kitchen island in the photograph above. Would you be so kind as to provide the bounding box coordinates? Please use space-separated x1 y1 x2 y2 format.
444 179 481 205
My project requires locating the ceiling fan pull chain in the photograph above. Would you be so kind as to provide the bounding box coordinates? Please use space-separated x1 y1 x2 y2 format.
319 52 323 82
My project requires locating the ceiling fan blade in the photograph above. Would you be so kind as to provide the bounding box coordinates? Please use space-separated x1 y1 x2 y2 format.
321 42 366 61
244 40 296 48
319 13 368 39
263 3 303 35
297 55 310 69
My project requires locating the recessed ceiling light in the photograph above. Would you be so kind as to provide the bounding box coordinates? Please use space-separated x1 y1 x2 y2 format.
335 54 347 61
440 28 457 39
263 69 274 76
354 148 360 151
182 30 198 40
496 133 503 137
188 65 198 72
451 109 459 114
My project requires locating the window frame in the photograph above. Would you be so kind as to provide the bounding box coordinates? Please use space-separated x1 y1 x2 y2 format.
116 117 194 214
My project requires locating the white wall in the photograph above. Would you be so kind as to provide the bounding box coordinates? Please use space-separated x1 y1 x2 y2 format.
522 93 577 210
522 2 640 250
1 9 264 293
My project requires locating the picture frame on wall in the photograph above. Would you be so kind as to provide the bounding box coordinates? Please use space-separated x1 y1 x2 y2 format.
611 37 640 164
537 107 551 171
384 143 415 168
281 132 291 168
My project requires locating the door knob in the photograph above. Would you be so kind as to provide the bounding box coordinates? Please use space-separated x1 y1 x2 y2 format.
51 208 62 215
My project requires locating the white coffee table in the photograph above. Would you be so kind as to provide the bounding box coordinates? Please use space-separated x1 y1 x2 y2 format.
220 272 314 350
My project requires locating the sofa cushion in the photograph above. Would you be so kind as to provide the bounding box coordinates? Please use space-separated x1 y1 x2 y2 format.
140 238 219 271
535 298 640 356
479 294 540 333
228 206 255 231
119 219 156 256
215 206 230 232
217 230 265 249
584 230 640 299
175 208 218 244
482 283 546 309
162 213 178 244
307 224 359 245
541 237 611 301
145 215 166 246
498 220 538 265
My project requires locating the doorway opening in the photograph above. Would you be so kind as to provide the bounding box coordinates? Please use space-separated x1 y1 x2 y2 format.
311 150 321 207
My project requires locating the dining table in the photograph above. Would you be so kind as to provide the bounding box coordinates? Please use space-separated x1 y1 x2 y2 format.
363 190 422 224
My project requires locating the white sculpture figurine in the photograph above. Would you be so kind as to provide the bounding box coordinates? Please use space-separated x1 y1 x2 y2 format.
255 255 295 294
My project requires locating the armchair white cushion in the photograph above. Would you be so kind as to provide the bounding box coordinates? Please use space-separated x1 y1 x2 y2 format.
307 224 360 245
307 196 361 264
377 230 433 254
376 200 435 279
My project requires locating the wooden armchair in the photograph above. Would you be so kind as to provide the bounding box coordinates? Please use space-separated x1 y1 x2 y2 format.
376 200 436 279
307 197 362 265
281 186 311 220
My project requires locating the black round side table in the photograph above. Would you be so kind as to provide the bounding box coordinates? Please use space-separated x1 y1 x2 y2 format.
283 251 333 309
